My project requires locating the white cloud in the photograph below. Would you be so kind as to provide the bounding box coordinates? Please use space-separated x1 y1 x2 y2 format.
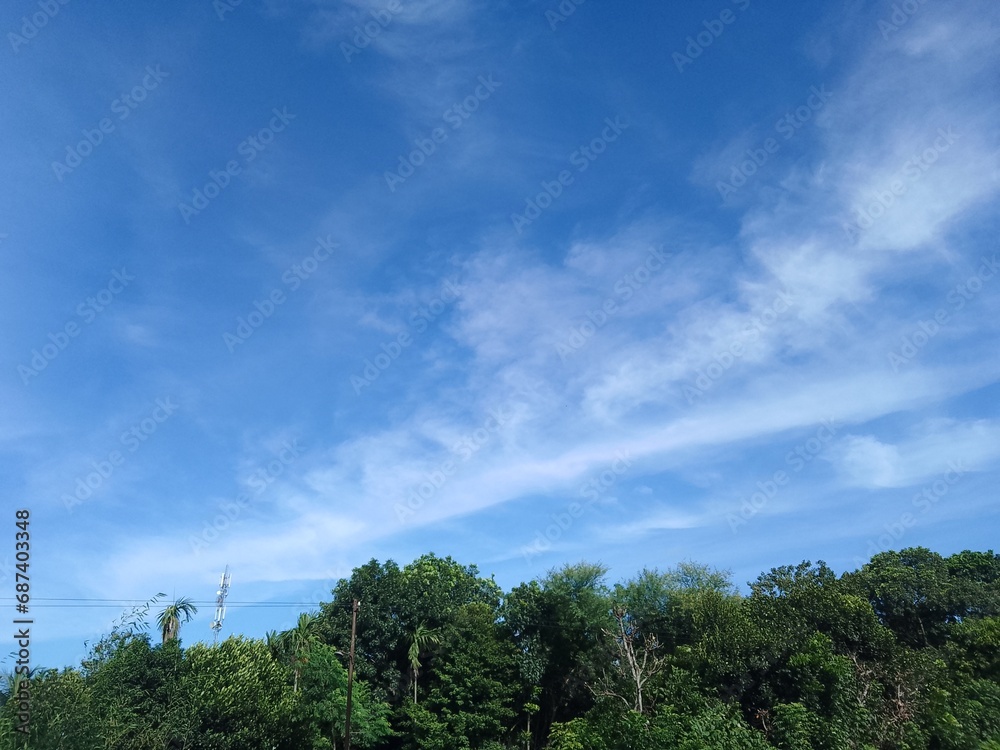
827 420 1000 489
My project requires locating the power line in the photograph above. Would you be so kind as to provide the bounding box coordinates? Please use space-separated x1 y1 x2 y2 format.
2 598 321 603
0 598 326 609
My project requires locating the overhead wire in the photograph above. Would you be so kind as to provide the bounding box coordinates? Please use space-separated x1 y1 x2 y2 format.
0 597 328 608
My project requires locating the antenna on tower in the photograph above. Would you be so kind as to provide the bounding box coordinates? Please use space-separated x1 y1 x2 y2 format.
210 565 232 647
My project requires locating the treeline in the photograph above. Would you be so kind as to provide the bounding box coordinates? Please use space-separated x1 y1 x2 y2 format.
2 547 999 749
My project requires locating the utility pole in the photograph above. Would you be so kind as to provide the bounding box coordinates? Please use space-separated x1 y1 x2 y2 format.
344 599 360 750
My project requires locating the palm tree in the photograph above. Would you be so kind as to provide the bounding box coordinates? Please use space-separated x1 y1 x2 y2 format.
285 613 320 693
0 668 27 707
157 597 198 644
264 630 285 661
407 623 441 703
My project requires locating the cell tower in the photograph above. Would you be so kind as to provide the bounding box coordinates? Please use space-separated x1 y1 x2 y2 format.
210 565 232 646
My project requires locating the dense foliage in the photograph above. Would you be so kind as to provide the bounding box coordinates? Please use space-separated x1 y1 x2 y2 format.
2 548 999 749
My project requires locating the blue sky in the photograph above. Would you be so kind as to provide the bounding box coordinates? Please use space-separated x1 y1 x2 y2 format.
2 0 999 670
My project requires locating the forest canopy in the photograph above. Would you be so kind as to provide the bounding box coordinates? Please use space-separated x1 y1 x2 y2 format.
3 547 999 750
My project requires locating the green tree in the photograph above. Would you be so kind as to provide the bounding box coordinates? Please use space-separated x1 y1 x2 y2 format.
502 563 612 746
407 623 441 703
842 547 968 648
181 636 299 750
946 549 1000 620
0 667 101 750
612 562 738 704
319 559 409 704
265 629 286 661
284 612 321 693
86 635 192 749
319 554 503 708
157 597 198 644
547 696 771 750
397 701 453 750
413 601 521 748
297 643 391 749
